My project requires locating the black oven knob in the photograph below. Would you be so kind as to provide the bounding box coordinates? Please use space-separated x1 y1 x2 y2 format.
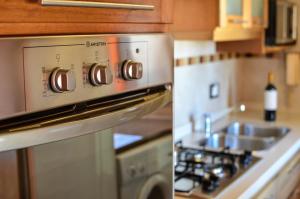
50 67 76 93
89 64 113 86
122 60 143 80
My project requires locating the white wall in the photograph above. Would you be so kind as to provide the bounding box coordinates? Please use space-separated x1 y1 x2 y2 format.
174 41 300 140
174 40 239 140
237 55 300 113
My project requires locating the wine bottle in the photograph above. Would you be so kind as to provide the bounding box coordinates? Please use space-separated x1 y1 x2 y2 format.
264 72 277 121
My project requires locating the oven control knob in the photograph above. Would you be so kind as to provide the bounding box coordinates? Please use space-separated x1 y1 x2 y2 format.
50 67 76 93
122 60 143 80
89 64 113 86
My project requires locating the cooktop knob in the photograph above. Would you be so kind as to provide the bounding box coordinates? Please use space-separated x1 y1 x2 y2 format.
202 174 216 193
240 151 253 167
89 64 113 86
122 60 143 80
50 67 76 93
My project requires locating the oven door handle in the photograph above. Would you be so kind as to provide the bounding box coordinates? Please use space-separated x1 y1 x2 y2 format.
0 90 171 152
41 0 155 10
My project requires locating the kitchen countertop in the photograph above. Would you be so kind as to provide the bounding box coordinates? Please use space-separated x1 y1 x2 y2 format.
178 110 300 199
114 118 172 153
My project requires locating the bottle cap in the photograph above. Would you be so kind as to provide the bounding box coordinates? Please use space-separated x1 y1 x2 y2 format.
268 72 274 84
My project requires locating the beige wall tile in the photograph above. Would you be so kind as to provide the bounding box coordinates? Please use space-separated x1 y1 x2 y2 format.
237 55 300 113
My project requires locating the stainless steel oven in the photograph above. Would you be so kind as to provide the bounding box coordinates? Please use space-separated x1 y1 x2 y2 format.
266 0 298 45
0 34 173 199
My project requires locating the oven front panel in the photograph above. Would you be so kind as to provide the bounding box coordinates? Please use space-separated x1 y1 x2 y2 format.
0 34 173 118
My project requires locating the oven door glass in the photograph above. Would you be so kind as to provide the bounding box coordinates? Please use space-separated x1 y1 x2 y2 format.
26 104 172 199
2 86 171 199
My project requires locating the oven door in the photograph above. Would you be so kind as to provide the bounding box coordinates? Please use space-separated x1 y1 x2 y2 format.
4 86 171 199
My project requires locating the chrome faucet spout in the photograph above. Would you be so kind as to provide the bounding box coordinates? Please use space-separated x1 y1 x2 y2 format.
204 113 212 138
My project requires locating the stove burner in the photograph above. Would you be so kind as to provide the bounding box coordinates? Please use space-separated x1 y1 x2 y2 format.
174 141 259 196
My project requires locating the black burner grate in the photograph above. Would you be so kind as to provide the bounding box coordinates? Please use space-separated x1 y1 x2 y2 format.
174 140 254 194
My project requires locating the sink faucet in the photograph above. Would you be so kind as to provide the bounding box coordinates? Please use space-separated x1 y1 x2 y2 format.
204 113 212 138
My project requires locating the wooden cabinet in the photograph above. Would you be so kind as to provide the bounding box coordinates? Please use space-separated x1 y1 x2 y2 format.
170 0 279 54
219 0 267 28
220 0 250 28
170 0 265 41
0 0 173 35
169 0 219 40
214 0 267 41
252 0 268 27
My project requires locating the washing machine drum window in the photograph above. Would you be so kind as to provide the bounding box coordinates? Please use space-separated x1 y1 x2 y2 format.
138 174 171 199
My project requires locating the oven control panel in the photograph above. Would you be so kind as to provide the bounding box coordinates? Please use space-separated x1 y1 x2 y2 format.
0 34 172 118
21 34 173 111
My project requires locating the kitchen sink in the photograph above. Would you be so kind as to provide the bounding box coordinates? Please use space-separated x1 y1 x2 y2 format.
200 134 275 151
224 122 290 139
199 122 290 151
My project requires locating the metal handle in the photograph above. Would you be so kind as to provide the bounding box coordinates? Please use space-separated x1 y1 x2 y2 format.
0 90 171 152
41 0 155 10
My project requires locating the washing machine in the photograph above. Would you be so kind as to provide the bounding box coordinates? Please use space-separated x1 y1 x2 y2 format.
116 134 172 199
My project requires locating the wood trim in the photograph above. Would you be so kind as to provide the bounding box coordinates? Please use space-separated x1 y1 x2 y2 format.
220 0 227 27
286 53 300 86
263 0 269 28
168 0 218 33
0 23 167 36
263 46 288 54
216 38 264 53
213 27 263 41
243 0 252 28
171 31 213 40
160 0 174 23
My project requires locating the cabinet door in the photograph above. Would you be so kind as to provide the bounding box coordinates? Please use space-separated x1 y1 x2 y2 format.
220 0 251 27
0 0 166 23
227 0 243 16
252 0 268 27
0 0 173 35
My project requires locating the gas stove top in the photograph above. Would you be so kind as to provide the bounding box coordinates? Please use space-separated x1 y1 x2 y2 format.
174 141 260 198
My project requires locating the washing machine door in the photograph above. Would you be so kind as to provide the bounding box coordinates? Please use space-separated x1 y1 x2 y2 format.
138 174 171 199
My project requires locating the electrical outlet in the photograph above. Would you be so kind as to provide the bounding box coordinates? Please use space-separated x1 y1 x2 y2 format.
209 83 220 99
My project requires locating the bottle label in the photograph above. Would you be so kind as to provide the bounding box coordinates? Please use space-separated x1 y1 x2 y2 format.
264 90 277 110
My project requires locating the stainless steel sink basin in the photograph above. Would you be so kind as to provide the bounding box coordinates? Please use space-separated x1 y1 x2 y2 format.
199 122 290 151
223 122 290 139
200 133 275 151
